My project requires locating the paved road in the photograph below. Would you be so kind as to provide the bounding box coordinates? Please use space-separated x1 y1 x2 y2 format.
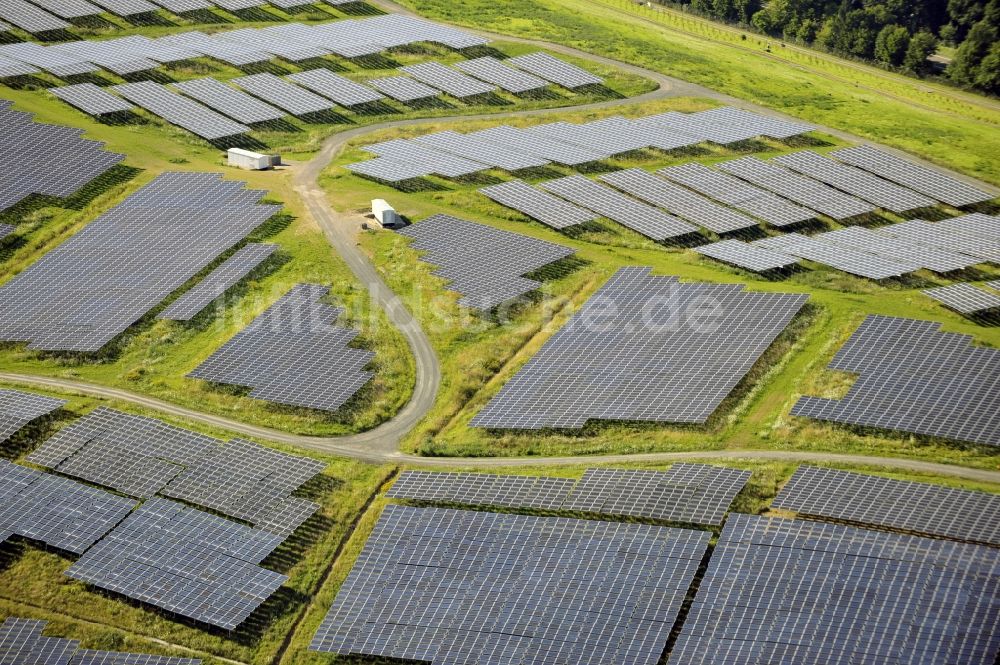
3 9 999 482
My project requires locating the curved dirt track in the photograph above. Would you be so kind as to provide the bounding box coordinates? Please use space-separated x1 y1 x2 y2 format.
3 6 999 482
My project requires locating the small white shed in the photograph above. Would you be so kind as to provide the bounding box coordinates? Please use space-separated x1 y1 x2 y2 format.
371 199 403 228
228 148 271 171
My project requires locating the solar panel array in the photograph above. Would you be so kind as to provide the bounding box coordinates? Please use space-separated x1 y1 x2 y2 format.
310 504 710 665
400 61 496 98
922 282 1000 314
52 40 157 75
0 389 65 445
454 56 549 93
0 224 14 240
189 284 374 412
287 69 383 107
50 83 134 117
831 144 995 207
540 175 699 240
113 82 250 140
1 618 202 665
694 239 798 273
30 0 103 19
564 465 751 525
158 30 269 66
0 42 98 76
718 156 876 220
66 498 287 630
397 214 575 310
479 179 598 229
753 233 919 280
815 225 981 273
365 138 487 178
366 75 437 102
772 150 935 213
472 267 808 429
415 132 547 171
161 438 325 538
667 514 1000 665
27 406 220 497
880 218 1000 262
172 78 284 125
0 100 124 212
0 172 277 351
347 108 817 185
233 72 332 116
507 51 603 88
659 162 816 228
0 0 69 33
773 465 1000 546
27 406 323 535
0 55 39 78
649 106 816 143
387 463 750 525
89 0 158 16
158 243 277 321
0 459 138 554
600 168 758 234
792 314 1000 446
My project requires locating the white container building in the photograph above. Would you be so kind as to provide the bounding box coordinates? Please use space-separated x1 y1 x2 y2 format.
228 148 272 171
372 199 403 228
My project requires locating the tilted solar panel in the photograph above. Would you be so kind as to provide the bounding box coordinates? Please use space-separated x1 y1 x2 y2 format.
694 239 799 273
173 78 285 124
668 514 1000 665
311 505 710 665
0 389 65 444
50 83 134 116
396 214 574 310
189 284 374 413
773 465 1000 545
922 282 1000 314
791 314 1000 446
479 179 597 230
507 51 602 88
472 267 807 429
113 81 250 140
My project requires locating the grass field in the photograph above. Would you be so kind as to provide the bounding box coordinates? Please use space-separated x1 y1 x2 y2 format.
395 0 1000 186
319 97 1000 468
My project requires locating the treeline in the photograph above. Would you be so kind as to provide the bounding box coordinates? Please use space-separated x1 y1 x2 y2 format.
662 0 1000 95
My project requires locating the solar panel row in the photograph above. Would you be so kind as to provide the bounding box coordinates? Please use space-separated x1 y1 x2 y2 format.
311 504 711 665
922 282 1000 314
158 243 278 321
0 100 124 212
27 405 324 536
0 618 201 665
479 179 598 229
189 284 374 412
472 267 808 429
172 77 284 124
0 389 65 444
396 214 575 310
0 0 69 33
66 498 287 630
773 465 1000 545
50 83 134 116
668 514 1000 665
0 172 277 351
694 239 799 273
792 314 999 446
388 463 751 525
753 232 920 280
114 81 250 139
0 459 138 554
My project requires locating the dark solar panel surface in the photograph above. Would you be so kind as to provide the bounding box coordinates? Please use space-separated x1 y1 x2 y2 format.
396 214 574 310
792 314 1000 446
158 243 277 321
310 505 710 665
773 465 1000 545
0 172 277 351
0 100 124 211
66 498 287 630
0 459 138 554
472 267 807 429
0 389 65 444
667 514 1000 665
189 284 374 413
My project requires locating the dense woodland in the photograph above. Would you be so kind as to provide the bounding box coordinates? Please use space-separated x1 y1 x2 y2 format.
659 0 1000 95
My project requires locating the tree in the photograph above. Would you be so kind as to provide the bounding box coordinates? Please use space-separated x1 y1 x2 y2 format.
972 41 1000 92
904 31 940 75
948 20 998 83
875 25 912 66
